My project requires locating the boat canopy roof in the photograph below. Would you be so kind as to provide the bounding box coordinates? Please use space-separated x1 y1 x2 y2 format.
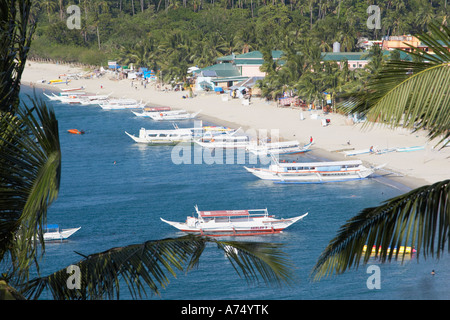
198 210 250 217
276 160 363 167
258 140 300 148
196 207 268 217
45 224 59 229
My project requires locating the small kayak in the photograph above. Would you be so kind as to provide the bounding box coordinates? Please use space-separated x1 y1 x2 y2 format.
363 245 416 254
67 129 85 135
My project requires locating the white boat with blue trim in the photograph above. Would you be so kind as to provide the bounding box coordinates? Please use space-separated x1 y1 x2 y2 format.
244 158 376 183
125 125 237 145
125 127 196 145
43 224 81 241
246 140 312 156
161 205 308 236
147 110 201 121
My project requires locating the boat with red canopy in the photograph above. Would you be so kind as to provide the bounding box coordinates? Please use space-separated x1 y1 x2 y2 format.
161 205 308 236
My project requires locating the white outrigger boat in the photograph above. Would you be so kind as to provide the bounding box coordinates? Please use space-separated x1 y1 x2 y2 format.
247 140 312 156
131 109 187 117
79 92 113 105
125 125 237 145
396 145 425 152
99 99 145 110
43 224 81 241
147 110 201 121
60 86 85 92
161 206 308 236
343 145 425 156
43 92 63 101
244 158 377 183
44 92 111 105
125 128 195 145
195 134 251 149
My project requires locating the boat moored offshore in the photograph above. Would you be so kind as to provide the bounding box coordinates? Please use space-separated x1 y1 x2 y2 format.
161 205 308 236
43 224 81 241
125 128 195 145
244 158 377 183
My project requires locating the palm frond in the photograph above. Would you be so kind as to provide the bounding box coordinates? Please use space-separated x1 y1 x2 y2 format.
0 95 61 284
215 240 295 287
312 179 450 281
0 0 36 114
340 23 450 143
21 235 294 300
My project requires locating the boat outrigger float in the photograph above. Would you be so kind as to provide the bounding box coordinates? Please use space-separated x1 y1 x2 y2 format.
161 205 308 236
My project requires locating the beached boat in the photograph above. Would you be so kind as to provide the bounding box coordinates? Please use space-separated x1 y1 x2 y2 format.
147 110 201 121
396 145 425 152
195 134 251 149
247 140 312 156
343 146 400 156
131 109 187 117
160 205 308 236
60 86 85 92
145 107 172 112
43 93 62 101
244 158 376 183
43 93 84 104
48 79 70 85
58 91 86 96
43 224 81 241
342 148 371 156
79 93 113 105
99 99 144 110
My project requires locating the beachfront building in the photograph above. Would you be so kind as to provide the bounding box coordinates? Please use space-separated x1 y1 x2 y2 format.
381 34 449 54
192 47 412 92
320 52 370 70
192 63 247 92
382 35 423 52
193 50 283 92
216 50 284 77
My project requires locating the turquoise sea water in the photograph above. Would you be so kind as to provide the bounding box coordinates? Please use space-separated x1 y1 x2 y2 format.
21 85 450 302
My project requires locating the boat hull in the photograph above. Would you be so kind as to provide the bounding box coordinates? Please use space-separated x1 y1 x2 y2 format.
148 111 200 121
43 227 81 241
244 166 373 183
247 141 312 156
125 131 193 145
161 213 307 236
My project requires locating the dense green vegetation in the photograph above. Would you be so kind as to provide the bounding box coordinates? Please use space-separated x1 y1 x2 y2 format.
29 0 448 99
30 0 448 65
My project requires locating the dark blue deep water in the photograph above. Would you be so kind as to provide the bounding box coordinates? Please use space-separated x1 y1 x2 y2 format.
21 86 450 301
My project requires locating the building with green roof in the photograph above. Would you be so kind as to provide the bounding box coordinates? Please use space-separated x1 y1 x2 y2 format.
193 48 412 91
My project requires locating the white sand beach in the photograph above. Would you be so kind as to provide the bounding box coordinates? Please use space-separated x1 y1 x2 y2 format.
22 62 450 189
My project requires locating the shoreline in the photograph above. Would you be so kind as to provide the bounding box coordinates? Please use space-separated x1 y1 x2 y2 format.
22 61 449 190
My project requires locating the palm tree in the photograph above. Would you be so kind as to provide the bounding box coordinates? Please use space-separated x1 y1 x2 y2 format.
312 22 450 281
0 0 295 300
40 0 57 22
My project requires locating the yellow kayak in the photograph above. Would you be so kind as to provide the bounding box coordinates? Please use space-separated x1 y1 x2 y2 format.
363 245 416 254
48 79 71 84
